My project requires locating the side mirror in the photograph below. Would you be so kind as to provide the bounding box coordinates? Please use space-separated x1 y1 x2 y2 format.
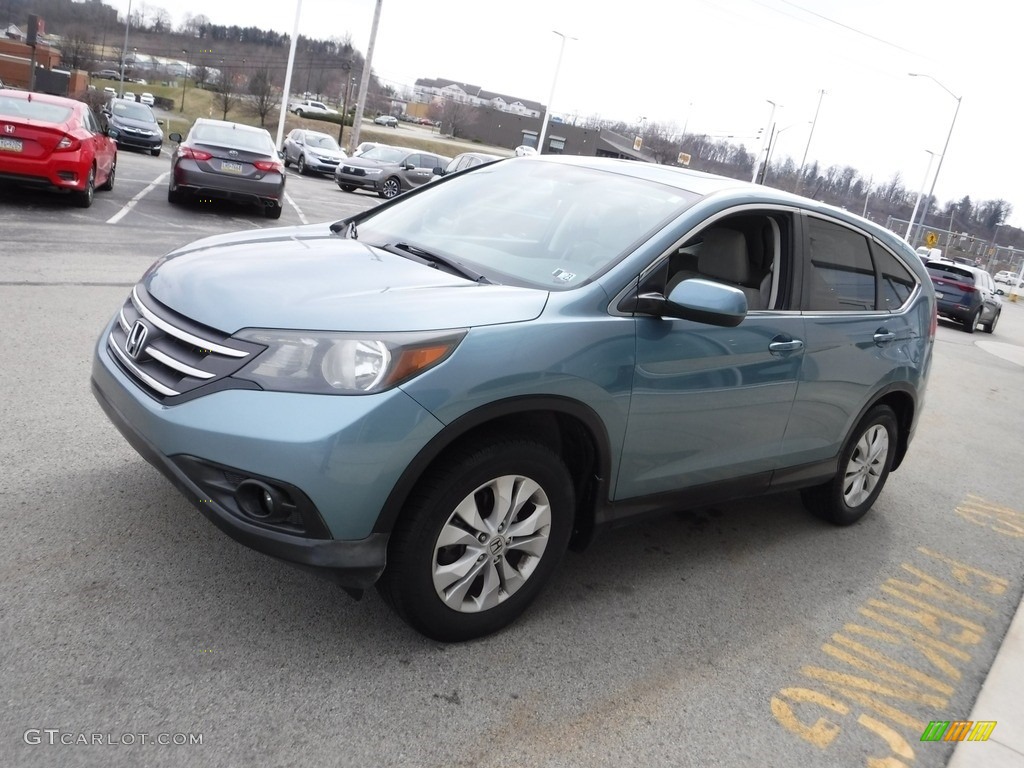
402 162 415 171
432 166 445 176
622 278 748 327
157 119 165 126
277 150 285 160
168 132 183 143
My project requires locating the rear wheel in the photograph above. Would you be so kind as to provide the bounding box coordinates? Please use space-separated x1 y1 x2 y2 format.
964 308 980 333
74 167 95 208
379 176 401 199
801 405 897 526
982 310 999 334
378 439 574 641
264 202 283 219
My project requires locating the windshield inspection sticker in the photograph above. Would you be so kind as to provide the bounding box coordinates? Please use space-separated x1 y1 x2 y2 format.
552 268 576 283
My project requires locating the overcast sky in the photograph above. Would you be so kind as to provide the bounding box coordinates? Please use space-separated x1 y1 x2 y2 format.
111 0 1022 228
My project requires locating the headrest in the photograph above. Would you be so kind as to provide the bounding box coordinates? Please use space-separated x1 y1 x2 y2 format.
698 228 750 284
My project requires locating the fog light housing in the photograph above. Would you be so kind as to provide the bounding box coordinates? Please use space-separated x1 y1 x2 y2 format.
236 480 292 523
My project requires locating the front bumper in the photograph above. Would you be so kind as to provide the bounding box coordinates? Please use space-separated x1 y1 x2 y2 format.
91 323 446 587
334 170 383 192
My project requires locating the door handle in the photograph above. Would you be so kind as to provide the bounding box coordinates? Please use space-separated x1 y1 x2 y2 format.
873 329 896 344
769 338 804 354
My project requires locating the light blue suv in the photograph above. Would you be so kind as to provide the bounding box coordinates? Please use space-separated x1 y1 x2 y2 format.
91 156 935 640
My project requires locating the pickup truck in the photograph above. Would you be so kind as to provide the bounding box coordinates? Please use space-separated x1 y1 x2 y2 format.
288 99 339 117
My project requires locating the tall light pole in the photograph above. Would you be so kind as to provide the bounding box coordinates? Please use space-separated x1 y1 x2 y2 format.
750 100 777 183
762 121 810 185
179 48 191 112
795 89 824 194
537 30 576 153
275 0 303 150
908 73 962 242
117 0 132 98
905 150 938 243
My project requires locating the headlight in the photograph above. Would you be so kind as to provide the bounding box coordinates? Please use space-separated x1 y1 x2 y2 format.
364 168 383 177
233 329 466 394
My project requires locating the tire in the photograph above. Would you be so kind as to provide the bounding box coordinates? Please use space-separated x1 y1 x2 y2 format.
378 439 574 641
982 311 999 334
167 182 183 204
379 176 402 199
801 405 898 526
264 202 283 220
282 154 290 168
340 184 356 192
74 167 95 208
297 155 307 175
150 147 161 157
295 109 304 117
964 308 980 333
98 159 115 191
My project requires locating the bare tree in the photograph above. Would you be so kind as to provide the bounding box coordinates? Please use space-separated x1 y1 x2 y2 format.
433 97 477 139
215 73 240 120
247 66 277 127
60 27 97 72
150 7 172 34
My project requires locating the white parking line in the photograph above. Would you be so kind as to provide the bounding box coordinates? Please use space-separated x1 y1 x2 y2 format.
285 192 308 225
106 172 169 225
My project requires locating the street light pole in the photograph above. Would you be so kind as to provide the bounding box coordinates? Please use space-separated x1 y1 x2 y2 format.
275 0 303 150
905 150 938 243
179 48 191 112
908 73 962 244
795 89 824 194
117 0 132 98
537 30 576 154
751 100 777 183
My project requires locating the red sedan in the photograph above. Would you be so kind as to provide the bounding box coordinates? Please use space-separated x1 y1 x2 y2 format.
0 88 117 207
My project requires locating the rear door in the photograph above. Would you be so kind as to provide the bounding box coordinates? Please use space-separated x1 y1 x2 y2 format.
784 214 921 468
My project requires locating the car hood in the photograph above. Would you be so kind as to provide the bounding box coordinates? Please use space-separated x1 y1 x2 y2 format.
339 155 397 170
111 114 161 133
143 224 548 333
307 147 345 160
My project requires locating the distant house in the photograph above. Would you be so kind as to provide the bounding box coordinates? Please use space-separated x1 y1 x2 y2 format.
412 77 544 118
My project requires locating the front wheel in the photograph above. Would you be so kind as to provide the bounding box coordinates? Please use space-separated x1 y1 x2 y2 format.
379 439 574 641
339 184 356 192
801 405 897 526
98 159 115 191
297 155 307 175
379 176 401 199
150 147 161 157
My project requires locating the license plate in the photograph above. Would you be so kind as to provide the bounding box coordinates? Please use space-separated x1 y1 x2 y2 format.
0 137 23 152
220 161 244 174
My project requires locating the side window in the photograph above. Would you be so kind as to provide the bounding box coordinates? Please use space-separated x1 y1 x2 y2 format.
84 109 100 134
871 244 917 310
661 212 792 311
403 154 422 168
805 217 876 311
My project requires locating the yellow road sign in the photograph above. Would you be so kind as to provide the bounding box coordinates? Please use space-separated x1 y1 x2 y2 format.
925 232 938 247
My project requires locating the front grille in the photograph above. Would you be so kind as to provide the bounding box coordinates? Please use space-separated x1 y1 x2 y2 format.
341 165 365 176
107 285 264 402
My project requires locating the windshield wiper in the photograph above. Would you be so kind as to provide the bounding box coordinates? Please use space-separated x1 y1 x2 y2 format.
387 242 493 284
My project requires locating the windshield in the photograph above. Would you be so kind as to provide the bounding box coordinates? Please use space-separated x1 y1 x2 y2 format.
361 146 407 164
306 133 340 150
191 124 275 154
354 159 700 289
111 101 155 122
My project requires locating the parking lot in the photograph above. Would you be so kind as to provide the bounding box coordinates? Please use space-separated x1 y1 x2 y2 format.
2 150 1024 767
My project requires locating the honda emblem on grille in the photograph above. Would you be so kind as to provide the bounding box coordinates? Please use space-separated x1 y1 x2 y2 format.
3 124 14 134
125 320 149 360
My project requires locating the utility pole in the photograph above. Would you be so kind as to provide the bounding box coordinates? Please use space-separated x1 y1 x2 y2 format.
795 89 824 194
